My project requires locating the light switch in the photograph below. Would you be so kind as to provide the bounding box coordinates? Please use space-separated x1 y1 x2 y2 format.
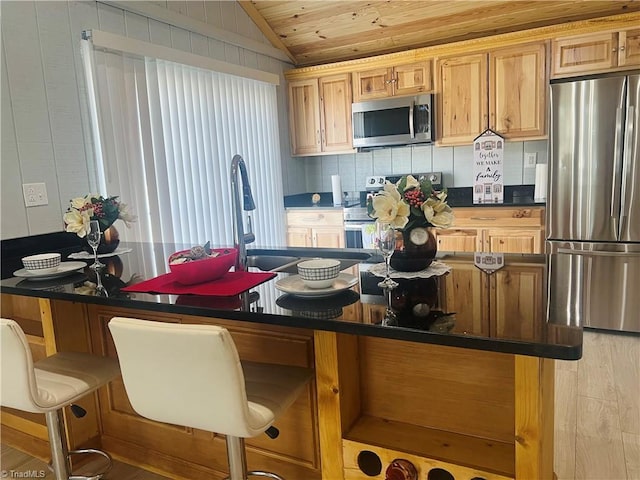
22 183 49 207
524 152 537 169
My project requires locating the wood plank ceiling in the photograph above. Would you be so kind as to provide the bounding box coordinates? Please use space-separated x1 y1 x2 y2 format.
238 0 640 66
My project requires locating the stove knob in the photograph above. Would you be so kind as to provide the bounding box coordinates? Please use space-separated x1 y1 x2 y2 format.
429 174 438 183
369 178 376 185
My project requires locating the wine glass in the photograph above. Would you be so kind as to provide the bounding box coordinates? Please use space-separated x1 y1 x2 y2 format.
376 222 398 290
86 220 105 271
375 222 398 326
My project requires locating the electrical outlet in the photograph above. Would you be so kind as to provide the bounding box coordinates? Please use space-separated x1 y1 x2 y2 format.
524 152 537 169
22 183 48 207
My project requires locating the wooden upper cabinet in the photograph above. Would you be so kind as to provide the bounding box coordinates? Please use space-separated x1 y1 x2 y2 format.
490 42 547 140
437 53 488 146
319 74 353 153
618 28 640 67
552 28 640 78
352 61 432 102
394 61 432 97
288 79 321 155
352 67 393 101
438 42 548 145
288 74 353 156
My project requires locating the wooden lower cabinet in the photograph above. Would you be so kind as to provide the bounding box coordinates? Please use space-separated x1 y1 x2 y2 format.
436 228 482 252
436 207 545 254
490 263 545 340
286 209 345 248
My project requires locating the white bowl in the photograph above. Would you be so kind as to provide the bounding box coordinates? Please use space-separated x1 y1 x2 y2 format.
297 259 340 289
22 253 61 274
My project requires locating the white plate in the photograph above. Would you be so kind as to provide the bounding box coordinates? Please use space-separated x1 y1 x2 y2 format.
13 261 87 281
275 273 358 298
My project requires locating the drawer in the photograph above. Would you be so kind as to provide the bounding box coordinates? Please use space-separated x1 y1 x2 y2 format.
451 207 545 227
286 209 344 227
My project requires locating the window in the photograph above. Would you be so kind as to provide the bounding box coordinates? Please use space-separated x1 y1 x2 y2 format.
81 32 286 252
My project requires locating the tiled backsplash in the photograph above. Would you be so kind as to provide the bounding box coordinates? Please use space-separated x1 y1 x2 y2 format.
303 140 548 193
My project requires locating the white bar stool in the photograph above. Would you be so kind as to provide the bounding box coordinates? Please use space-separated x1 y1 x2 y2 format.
108 317 312 480
0 318 121 480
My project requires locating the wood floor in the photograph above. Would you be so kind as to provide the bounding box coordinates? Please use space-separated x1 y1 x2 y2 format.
2 330 638 480
555 330 640 480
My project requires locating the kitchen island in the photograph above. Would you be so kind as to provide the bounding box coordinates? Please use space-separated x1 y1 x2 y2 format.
0 241 581 480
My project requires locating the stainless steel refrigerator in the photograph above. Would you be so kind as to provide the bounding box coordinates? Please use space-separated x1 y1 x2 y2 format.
547 72 640 333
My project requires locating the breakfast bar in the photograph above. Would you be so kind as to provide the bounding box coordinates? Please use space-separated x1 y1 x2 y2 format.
0 242 582 480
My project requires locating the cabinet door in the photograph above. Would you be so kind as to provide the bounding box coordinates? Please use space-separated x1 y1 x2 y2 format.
287 227 312 247
490 42 547 139
352 67 393 102
435 228 482 252
437 53 488 146
288 79 321 155
552 32 617 77
393 61 432 97
441 262 488 336
618 28 640 67
490 264 545 340
313 227 345 248
319 74 353 152
483 228 542 254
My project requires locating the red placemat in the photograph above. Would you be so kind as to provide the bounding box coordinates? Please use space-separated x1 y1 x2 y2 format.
121 271 276 296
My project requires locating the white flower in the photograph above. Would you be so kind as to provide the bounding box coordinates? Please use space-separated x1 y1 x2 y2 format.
63 209 91 238
400 174 420 191
422 198 454 228
371 182 410 229
118 202 138 227
70 196 90 210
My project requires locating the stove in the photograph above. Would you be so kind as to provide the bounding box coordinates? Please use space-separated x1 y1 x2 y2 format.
343 172 443 249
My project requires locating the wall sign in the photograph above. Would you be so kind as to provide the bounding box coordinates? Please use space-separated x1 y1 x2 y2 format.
473 129 504 204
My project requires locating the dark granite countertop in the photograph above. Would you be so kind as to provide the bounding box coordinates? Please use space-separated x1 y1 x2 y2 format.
285 186 545 209
0 240 581 360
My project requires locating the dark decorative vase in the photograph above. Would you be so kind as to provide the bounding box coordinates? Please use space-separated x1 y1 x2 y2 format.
389 227 437 272
84 225 120 254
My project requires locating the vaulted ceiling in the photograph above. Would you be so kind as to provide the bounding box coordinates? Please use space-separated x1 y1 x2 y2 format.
238 1 640 66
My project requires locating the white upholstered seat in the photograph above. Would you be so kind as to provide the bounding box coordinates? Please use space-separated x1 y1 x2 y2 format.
0 318 120 479
108 316 312 480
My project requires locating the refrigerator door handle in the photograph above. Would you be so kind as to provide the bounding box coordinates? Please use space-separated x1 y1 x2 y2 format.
611 107 624 225
557 248 640 257
619 105 634 239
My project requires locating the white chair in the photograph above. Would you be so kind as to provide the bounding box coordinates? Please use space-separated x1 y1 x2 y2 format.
108 317 312 480
0 318 121 480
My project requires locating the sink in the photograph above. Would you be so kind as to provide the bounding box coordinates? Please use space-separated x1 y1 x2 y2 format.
246 255 363 274
246 255 300 272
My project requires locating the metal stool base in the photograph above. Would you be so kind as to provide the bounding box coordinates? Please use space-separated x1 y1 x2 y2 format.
45 410 112 480
223 436 286 480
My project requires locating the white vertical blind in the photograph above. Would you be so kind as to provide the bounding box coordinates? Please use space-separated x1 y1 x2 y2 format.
83 38 286 250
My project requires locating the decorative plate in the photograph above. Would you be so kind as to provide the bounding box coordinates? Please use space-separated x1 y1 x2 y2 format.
275 273 358 298
13 261 87 281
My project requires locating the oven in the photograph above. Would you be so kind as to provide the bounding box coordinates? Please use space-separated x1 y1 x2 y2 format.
344 207 376 249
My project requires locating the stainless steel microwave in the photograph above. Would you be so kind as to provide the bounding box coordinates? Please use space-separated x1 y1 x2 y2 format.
352 94 434 148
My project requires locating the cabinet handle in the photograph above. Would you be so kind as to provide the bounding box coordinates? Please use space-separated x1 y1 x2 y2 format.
620 45 626 52
612 47 618 52
470 216 497 221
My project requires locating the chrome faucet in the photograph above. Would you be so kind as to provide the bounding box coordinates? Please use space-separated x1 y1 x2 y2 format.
230 154 256 271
